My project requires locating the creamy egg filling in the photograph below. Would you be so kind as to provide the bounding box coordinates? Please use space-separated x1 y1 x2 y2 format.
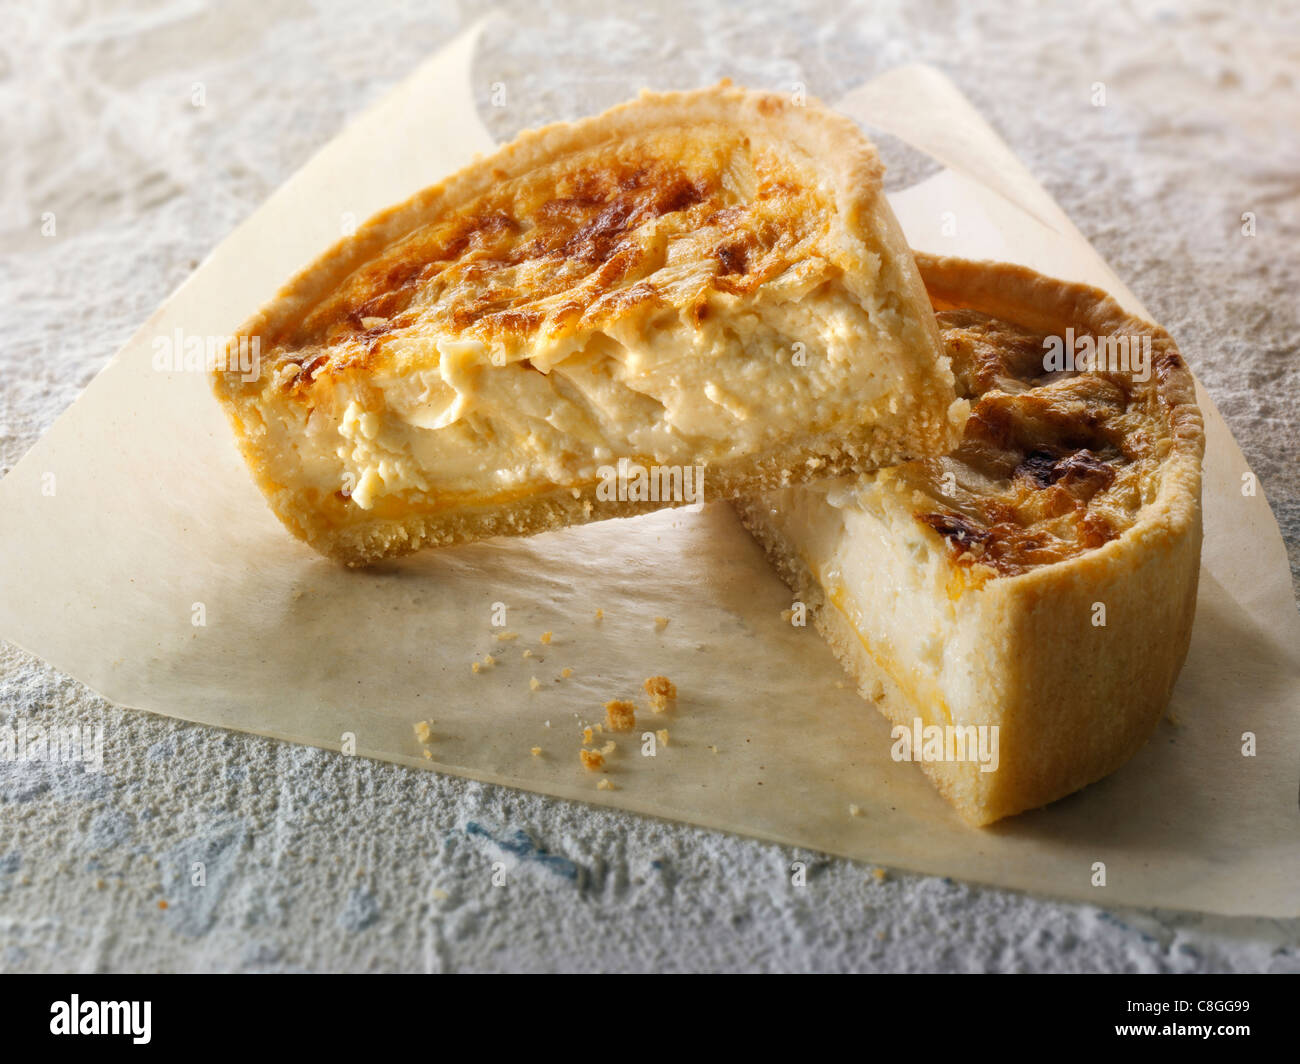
256 282 955 515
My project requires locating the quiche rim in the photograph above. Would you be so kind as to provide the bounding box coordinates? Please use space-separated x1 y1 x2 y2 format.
736 253 1206 825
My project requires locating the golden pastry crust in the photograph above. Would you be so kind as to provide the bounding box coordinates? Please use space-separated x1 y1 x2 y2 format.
213 83 960 565
737 254 1204 826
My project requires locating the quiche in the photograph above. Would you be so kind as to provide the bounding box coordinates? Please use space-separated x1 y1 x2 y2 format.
213 83 963 565
737 254 1204 826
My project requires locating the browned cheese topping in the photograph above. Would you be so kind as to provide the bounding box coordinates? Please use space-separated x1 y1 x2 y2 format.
909 310 1186 576
267 128 834 397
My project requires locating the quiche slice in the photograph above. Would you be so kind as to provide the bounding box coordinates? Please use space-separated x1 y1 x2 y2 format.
736 254 1205 826
213 83 963 565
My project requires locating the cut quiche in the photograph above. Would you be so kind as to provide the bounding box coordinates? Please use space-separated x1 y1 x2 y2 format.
737 254 1204 826
213 83 963 565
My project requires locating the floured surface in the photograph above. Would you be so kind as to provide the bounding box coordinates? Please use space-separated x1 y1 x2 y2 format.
0 0 1294 962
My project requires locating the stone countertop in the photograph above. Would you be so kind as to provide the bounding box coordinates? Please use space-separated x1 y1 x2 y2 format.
0 0 1297 972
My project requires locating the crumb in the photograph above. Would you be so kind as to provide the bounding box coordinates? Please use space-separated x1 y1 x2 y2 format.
653 616 669 631
94 878 106 890
848 803 862 817
560 667 573 679
708 744 718 754
529 676 541 691
157 900 168 911
656 729 669 746
471 661 482 674
413 720 433 744
870 680 885 701
530 746 542 757
483 653 496 666
872 868 888 883
423 749 433 760
580 749 605 771
596 778 615 791
643 675 677 713
582 726 594 744
540 631 552 644
605 699 636 731
780 609 794 622
496 631 518 642
594 723 602 734
1165 710 1181 726
600 740 616 756
594 609 603 620
522 648 533 659
544 720 551 728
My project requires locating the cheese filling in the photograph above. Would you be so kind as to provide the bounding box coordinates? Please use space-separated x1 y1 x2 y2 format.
255 284 949 514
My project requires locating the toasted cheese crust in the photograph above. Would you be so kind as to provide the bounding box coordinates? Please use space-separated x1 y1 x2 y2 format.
900 255 1201 579
213 83 962 564
907 309 1190 576
278 131 840 386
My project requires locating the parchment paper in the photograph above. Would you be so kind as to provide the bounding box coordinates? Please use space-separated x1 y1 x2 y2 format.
1 17 1296 916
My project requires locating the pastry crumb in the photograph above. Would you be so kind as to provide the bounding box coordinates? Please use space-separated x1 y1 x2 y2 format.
870 679 885 702
708 744 718 754
653 616 669 631
522 648 533 659
656 728 670 746
529 676 541 692
848 803 862 817
530 746 542 757
580 749 605 771
496 631 518 642
596 778 615 791
600 740 616 756
471 661 482 674
157 900 168 911
540 631 552 644
605 699 636 731
594 609 604 620
643 675 677 713
483 653 496 666
582 726 594 745
413 720 433 744
560 667 573 679
872 868 888 883
422 749 433 760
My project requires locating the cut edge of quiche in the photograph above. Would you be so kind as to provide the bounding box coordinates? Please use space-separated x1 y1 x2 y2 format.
736 253 1205 826
213 82 964 565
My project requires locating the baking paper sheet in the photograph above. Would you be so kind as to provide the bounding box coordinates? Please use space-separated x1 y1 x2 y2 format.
2 17 1297 916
